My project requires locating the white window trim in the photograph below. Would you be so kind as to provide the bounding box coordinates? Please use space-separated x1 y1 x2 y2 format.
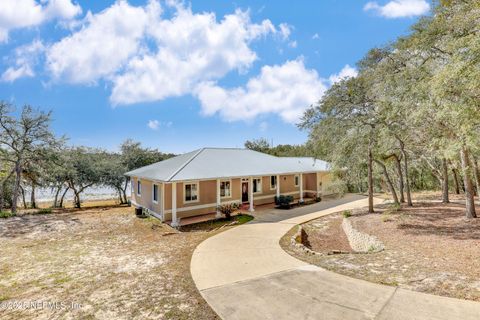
137 180 142 197
184 181 200 203
220 179 232 199
253 177 262 194
152 184 159 204
269 175 277 190
294 174 300 187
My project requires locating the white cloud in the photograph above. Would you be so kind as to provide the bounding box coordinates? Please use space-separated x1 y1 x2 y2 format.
312 33 319 40
194 59 327 124
2 39 45 82
110 5 276 105
329 64 358 85
288 41 297 48
364 0 430 18
43 1 280 104
259 121 268 132
0 0 82 42
46 0 160 84
278 23 291 40
147 119 160 130
147 119 172 130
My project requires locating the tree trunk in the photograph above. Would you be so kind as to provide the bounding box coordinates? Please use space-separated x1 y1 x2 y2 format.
375 160 399 204
393 154 405 203
0 183 3 211
11 160 22 214
20 185 27 209
472 158 480 197
452 168 460 194
122 189 128 204
0 170 15 211
399 145 412 206
117 187 123 203
441 158 449 203
73 190 81 208
53 185 62 208
368 142 374 213
73 184 94 209
59 187 69 208
460 147 477 218
30 183 36 209
122 179 129 204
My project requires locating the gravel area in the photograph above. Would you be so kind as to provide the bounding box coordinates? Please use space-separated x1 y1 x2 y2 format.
0 206 223 319
281 202 480 301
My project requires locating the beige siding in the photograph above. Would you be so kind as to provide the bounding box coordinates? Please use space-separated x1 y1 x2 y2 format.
132 171 333 220
279 174 299 193
131 177 162 213
231 178 241 200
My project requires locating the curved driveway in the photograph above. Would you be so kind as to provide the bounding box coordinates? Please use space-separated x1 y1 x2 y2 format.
190 194 480 320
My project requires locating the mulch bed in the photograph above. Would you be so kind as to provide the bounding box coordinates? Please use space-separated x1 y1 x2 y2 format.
282 201 480 302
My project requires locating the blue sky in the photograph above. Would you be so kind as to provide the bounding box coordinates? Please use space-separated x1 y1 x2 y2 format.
0 0 431 153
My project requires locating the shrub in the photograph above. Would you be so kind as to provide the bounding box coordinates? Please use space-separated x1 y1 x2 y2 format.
274 195 294 208
217 203 240 220
389 202 401 211
324 179 348 197
0 211 15 219
342 210 352 218
35 208 52 215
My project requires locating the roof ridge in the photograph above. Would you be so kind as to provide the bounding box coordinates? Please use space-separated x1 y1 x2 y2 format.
166 148 205 181
202 147 246 150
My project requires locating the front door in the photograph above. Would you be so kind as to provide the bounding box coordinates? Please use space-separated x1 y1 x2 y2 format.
241 182 249 202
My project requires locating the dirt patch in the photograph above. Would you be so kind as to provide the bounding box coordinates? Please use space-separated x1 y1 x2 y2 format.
300 213 353 253
281 202 480 301
0 206 222 319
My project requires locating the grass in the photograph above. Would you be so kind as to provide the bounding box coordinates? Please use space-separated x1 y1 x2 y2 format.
0 211 15 219
35 208 53 215
342 210 352 218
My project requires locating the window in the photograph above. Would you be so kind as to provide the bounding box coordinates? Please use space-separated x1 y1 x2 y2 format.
137 180 142 196
220 180 231 198
294 175 300 187
253 178 262 193
153 184 159 203
270 176 277 190
184 183 199 202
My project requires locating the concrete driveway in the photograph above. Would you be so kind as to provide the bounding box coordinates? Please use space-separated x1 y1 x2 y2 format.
190 195 480 320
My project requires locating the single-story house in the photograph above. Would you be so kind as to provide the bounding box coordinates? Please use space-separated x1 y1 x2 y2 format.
125 148 332 226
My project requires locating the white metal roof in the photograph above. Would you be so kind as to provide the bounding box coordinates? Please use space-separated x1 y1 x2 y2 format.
125 148 330 182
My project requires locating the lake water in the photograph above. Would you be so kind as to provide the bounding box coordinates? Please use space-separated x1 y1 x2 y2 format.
23 185 131 204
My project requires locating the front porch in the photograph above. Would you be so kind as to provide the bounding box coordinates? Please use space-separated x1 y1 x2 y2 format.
167 173 318 227
165 196 320 227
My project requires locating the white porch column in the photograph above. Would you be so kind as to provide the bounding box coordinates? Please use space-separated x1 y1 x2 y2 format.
171 182 178 227
299 173 304 202
161 183 165 221
276 175 280 198
249 176 254 212
216 179 221 218
316 173 321 197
